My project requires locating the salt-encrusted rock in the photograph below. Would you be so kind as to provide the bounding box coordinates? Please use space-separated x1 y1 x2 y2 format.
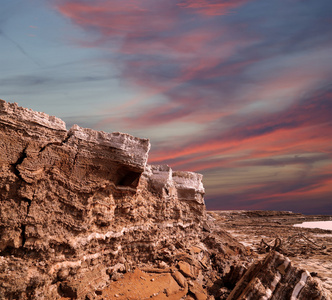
141 165 205 205
68 124 150 170
173 171 205 204
0 100 207 299
142 164 173 194
139 164 206 223
0 100 66 132
227 251 330 300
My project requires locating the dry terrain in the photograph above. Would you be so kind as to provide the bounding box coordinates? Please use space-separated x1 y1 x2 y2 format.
209 210 332 293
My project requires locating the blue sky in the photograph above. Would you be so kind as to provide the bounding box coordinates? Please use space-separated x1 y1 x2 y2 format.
1 0 332 214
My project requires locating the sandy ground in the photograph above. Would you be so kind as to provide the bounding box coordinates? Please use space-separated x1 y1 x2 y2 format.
93 268 188 300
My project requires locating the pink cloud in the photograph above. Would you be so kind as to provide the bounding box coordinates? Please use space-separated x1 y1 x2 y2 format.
55 0 255 128
240 173 332 206
149 123 331 169
53 0 332 213
178 0 249 16
56 1 174 36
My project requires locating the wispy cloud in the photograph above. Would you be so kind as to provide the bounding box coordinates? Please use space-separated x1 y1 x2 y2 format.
178 0 250 16
53 0 332 213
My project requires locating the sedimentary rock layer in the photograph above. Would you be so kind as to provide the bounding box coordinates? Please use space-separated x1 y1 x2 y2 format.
0 100 207 299
227 251 330 300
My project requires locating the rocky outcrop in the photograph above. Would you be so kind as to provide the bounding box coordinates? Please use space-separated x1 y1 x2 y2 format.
0 100 330 300
0 100 208 299
227 251 330 300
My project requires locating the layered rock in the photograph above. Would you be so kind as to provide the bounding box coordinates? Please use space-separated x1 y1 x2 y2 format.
0 100 207 299
227 251 330 300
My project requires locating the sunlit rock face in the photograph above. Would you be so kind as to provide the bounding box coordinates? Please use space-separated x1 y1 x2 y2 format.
0 100 207 299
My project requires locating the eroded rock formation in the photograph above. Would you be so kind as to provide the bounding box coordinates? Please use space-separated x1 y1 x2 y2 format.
0 100 209 299
227 251 330 300
0 100 330 300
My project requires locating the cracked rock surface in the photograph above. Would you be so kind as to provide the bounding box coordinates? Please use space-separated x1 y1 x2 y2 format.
0 100 331 300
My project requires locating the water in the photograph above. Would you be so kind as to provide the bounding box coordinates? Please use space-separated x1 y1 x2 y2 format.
294 221 332 230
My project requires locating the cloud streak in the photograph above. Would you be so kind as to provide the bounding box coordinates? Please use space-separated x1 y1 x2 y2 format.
178 0 250 16
53 0 332 214
0 29 41 66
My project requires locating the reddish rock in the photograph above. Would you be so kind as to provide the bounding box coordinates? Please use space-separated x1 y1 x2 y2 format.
171 271 187 288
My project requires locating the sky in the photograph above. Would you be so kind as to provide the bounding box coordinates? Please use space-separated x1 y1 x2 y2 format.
1 0 331 215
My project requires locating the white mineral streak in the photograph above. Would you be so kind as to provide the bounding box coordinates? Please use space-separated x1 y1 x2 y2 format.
71 222 192 248
290 271 310 300
49 261 82 275
260 289 272 300
49 246 124 275
271 272 282 289
163 222 192 229
82 246 122 261
260 272 282 300
0 100 66 131
260 252 287 300
68 124 150 166
282 257 291 270
83 252 103 262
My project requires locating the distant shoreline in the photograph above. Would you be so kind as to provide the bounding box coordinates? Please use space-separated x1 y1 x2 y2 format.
207 209 332 217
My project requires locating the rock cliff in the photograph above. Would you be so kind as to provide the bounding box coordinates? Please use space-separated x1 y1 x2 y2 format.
0 100 330 300
0 100 208 299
